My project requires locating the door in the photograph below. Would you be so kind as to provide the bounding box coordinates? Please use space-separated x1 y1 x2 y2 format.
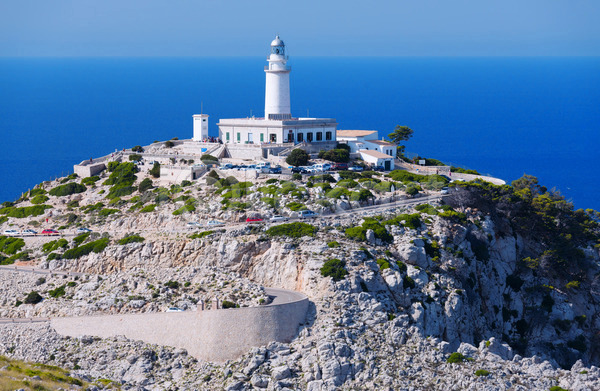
384 160 391 171
248 133 253 143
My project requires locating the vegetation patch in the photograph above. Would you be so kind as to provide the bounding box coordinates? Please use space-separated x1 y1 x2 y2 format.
42 239 68 253
0 236 26 255
266 222 317 238
320 259 348 281
384 213 421 230
0 205 52 218
30 194 49 204
446 352 469 364
62 238 109 259
140 204 156 213
49 182 86 197
345 218 393 244
118 234 145 245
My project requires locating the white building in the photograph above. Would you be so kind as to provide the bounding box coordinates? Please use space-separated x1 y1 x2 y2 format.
218 36 338 146
192 114 209 141
336 130 396 156
359 149 395 171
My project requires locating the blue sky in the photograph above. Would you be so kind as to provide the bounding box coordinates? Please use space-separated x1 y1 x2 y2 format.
1 0 598 57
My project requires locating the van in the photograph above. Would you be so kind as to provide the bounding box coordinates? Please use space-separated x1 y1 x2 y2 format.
311 164 326 172
298 210 318 219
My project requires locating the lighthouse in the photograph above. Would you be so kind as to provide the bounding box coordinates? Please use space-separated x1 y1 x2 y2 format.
264 35 292 120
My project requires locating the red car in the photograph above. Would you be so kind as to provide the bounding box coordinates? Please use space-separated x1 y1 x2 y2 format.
246 217 263 223
332 162 349 170
41 229 59 236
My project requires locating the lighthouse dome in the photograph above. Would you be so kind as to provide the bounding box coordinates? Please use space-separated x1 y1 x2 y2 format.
271 36 284 46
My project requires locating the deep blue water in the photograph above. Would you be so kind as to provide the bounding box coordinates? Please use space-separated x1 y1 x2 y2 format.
0 57 598 210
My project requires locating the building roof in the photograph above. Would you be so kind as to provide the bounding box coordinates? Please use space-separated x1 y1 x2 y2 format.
367 140 395 146
337 130 377 138
359 149 394 159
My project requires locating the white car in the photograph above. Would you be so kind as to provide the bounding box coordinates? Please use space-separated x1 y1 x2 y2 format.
269 215 289 222
207 220 225 227
3 229 19 237
440 187 449 195
166 307 184 313
187 222 202 228
22 229 37 236
76 227 92 234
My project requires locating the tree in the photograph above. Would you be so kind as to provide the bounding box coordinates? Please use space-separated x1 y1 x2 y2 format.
149 162 160 178
138 178 153 192
286 149 309 166
388 125 414 157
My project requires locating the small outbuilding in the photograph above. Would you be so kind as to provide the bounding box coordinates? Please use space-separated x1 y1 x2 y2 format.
359 149 395 171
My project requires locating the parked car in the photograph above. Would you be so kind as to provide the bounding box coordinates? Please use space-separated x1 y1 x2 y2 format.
166 307 184 313
3 229 20 237
298 210 318 219
332 162 349 171
76 227 92 234
373 165 385 172
187 222 202 228
291 166 308 174
440 187 449 195
219 163 233 170
269 215 289 222
246 217 264 223
22 229 37 236
207 220 225 227
269 166 282 174
348 165 364 172
41 229 59 236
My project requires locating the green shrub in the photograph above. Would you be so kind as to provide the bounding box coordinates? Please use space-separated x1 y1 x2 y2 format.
189 230 216 239
327 241 340 248
24 291 43 304
80 176 100 186
325 187 351 199
201 154 218 165
446 352 468 364
0 236 26 255
129 154 142 162
318 149 350 163
310 174 336 183
345 218 393 244
266 178 278 184
415 203 439 215
48 285 66 298
373 181 395 193
548 387 569 391
30 195 49 204
165 140 174 148
338 171 362 180
286 149 309 166
138 178 153 192
72 233 90 247
320 259 348 281
405 183 420 196
376 258 390 270
107 161 119 172
62 238 109 259
403 275 415 289
28 188 46 197
350 189 373 202
0 205 52 218
396 260 407 272
140 204 156 213
131 145 144 152
49 182 86 197
103 162 137 199
221 300 238 309
266 222 317 238
173 204 196 215
208 170 220 179
384 213 421 230
261 197 277 208
98 208 119 217
475 369 490 376
292 173 302 181
286 202 306 211
42 238 68 253
118 234 145 245
164 280 180 289
337 179 359 188
149 162 161 178
566 280 580 289
106 185 135 199
181 180 192 187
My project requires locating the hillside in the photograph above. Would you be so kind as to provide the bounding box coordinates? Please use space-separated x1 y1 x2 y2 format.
0 162 599 390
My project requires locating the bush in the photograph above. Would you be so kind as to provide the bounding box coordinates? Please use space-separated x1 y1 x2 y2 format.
318 149 350 163
405 184 420 196
72 233 90 247
350 189 373 202
132 145 144 152
403 275 416 289
208 170 220 179
221 300 238 309
140 204 156 213
286 202 306 211
189 230 216 239
446 352 468 364
81 176 100 186
138 178 153 192
24 291 43 304
62 238 109 259
30 194 49 204
49 182 86 197
98 208 119 217
0 205 52 218
28 188 47 197
165 140 174 148
325 187 351 199
266 222 317 238
345 218 393 244
164 280 179 289
320 259 348 281
475 369 490 377
327 241 340 248
376 258 390 270
172 204 196 215
310 174 336 183
42 238 68 253
0 236 26 255
292 173 302 181
337 179 359 188
384 213 421 230
286 149 309 166
48 285 66 298
566 280 580 289
201 154 219 165
129 154 142 162
118 234 145 245
149 162 161 178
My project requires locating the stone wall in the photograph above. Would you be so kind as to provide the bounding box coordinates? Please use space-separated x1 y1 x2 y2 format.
51 289 308 363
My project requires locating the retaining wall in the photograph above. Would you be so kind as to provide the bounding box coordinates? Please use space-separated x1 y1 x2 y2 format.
51 290 308 363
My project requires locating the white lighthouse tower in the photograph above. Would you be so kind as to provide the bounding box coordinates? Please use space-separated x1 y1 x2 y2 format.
264 35 292 120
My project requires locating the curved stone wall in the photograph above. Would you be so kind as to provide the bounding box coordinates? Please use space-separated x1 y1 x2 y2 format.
51 289 308 362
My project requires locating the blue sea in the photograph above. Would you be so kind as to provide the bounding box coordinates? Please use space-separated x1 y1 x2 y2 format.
0 57 598 210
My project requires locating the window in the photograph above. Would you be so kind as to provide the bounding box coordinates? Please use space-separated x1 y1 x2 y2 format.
316 132 322 141
226 132 230 142
270 134 277 143
297 133 304 142
307 133 313 142
260 133 264 142
325 131 332 141
237 132 240 142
